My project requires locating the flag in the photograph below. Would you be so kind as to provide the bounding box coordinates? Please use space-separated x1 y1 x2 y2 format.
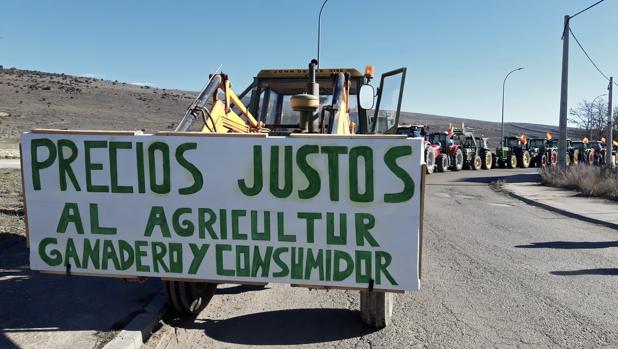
520 134 527 145
546 131 553 140
448 123 453 137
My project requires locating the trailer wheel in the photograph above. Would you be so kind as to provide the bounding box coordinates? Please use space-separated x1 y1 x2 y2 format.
360 291 393 328
164 280 217 317
507 154 517 168
437 154 448 172
472 155 482 170
425 148 435 174
482 151 492 169
452 149 464 171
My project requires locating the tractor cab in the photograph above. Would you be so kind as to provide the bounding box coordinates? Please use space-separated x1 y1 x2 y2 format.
396 124 428 138
242 65 406 135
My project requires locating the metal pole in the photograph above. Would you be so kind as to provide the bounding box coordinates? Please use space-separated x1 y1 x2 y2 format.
558 15 570 169
607 77 614 167
501 67 523 148
317 0 329 68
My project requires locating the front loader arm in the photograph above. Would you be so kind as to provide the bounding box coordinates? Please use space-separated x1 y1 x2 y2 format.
176 73 266 134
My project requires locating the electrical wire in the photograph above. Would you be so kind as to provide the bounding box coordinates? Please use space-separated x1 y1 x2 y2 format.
570 0 606 19
569 28 618 87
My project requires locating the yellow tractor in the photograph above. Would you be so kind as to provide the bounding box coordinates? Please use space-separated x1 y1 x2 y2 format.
166 60 408 326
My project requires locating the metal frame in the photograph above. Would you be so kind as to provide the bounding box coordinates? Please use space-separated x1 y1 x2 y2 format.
371 67 407 134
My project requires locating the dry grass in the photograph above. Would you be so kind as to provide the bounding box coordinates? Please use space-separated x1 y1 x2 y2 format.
0 169 25 237
540 165 618 201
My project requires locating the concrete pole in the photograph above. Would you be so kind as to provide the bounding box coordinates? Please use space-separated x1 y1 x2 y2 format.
558 15 570 169
607 77 614 167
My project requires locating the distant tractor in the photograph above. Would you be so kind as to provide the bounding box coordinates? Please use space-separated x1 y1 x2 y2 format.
546 139 573 166
427 132 464 172
494 136 531 168
570 140 587 165
451 128 492 170
396 124 438 174
527 138 548 167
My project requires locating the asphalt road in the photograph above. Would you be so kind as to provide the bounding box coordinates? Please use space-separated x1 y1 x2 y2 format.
144 167 618 348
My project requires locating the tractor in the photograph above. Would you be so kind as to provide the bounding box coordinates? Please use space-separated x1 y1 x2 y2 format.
546 139 573 166
427 132 463 172
494 136 531 168
527 138 548 167
168 60 411 327
450 128 492 170
396 124 438 174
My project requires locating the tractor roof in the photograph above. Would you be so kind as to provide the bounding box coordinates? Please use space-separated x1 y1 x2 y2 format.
257 68 363 79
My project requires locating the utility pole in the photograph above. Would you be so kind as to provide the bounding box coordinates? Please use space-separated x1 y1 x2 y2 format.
607 76 614 167
558 15 570 169
501 67 524 148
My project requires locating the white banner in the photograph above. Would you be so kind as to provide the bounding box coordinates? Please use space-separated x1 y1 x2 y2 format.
21 132 423 291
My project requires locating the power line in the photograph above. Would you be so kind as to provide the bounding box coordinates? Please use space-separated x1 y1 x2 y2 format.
569 27 618 87
570 0 606 19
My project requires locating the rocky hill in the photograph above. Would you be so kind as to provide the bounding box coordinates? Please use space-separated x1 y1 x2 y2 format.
0 67 582 149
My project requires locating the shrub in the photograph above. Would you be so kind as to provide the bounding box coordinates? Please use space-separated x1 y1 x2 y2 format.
539 165 618 201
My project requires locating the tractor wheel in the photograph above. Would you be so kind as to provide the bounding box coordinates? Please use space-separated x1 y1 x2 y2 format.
472 155 482 170
519 150 531 168
452 149 464 171
573 149 580 165
425 148 435 174
436 154 448 172
550 151 558 166
492 153 498 168
587 150 595 165
540 154 547 167
164 280 217 317
482 151 492 169
507 154 517 168
565 154 571 166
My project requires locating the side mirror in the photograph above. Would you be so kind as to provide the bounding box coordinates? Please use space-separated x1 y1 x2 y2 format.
359 84 375 110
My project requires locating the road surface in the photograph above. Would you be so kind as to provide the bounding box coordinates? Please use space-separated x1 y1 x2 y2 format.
145 168 618 348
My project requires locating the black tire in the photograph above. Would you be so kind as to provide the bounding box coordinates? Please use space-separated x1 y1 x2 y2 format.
518 150 531 168
164 280 217 317
541 154 548 167
451 149 464 171
425 148 435 174
550 151 557 166
482 151 492 169
507 154 517 168
436 153 448 172
472 155 482 170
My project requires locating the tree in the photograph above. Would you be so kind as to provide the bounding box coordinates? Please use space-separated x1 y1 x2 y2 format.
569 98 607 138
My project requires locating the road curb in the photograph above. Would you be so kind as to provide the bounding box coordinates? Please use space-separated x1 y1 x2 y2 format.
103 293 166 349
504 188 618 231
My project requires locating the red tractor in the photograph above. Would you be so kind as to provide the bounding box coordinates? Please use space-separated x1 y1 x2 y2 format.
427 132 465 172
396 124 440 174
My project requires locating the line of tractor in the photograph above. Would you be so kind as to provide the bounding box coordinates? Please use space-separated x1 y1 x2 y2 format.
396 124 614 174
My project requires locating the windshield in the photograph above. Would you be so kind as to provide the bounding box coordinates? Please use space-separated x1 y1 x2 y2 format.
255 78 359 131
396 127 424 138
505 138 521 147
529 139 544 147
429 133 448 145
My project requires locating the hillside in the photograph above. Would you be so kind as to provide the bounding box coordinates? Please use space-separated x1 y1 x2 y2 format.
0 67 581 150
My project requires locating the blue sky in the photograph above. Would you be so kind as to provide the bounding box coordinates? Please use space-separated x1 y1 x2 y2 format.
1 0 616 126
